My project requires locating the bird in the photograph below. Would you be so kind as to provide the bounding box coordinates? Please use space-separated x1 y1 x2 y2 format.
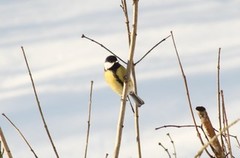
104 55 144 107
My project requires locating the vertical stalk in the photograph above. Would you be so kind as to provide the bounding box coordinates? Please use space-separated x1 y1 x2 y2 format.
217 48 224 147
132 67 142 158
84 81 94 158
113 0 139 157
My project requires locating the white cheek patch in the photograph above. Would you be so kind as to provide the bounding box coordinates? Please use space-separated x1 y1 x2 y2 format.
104 62 114 70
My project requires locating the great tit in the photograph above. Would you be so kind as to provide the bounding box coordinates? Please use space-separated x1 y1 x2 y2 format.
104 55 144 106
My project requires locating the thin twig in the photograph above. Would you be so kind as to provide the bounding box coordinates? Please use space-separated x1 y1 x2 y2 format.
81 34 127 65
21 46 59 158
158 142 171 158
195 118 240 158
0 128 13 158
135 34 171 65
167 133 177 158
2 113 38 158
113 0 139 157
221 90 233 157
170 31 205 146
84 81 94 158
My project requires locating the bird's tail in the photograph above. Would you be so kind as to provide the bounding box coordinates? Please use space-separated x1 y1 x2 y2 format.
129 91 144 107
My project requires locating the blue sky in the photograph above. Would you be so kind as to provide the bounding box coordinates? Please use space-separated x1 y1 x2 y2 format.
1 0 240 157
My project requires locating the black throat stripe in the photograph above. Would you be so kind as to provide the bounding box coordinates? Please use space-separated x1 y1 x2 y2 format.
109 62 124 86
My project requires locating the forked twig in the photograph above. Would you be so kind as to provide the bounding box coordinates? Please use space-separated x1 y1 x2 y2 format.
84 81 94 158
21 46 59 158
81 34 127 65
2 113 38 158
82 33 170 67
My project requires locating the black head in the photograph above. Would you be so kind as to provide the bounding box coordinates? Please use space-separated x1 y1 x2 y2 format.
104 55 120 70
105 55 118 63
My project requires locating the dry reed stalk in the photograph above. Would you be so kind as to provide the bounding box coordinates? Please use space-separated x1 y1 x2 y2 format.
84 81 94 158
21 46 59 158
196 106 224 158
195 118 240 158
0 128 13 158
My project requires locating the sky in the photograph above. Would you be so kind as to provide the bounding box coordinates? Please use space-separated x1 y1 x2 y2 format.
1 0 240 157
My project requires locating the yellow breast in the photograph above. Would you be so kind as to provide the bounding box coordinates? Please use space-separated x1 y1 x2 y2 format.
104 65 133 96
